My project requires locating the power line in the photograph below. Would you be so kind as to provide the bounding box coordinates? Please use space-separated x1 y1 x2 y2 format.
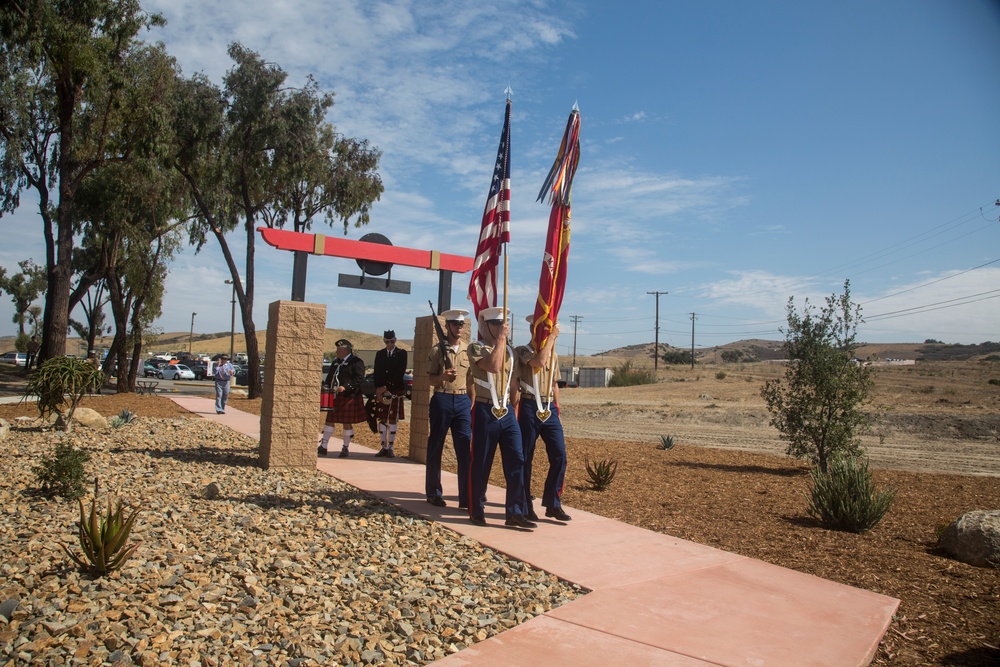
860 258 1000 306
867 289 1000 322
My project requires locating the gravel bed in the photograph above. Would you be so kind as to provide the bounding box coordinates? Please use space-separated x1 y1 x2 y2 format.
0 417 584 666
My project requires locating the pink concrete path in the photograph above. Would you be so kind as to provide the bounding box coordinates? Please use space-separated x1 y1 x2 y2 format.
171 396 899 666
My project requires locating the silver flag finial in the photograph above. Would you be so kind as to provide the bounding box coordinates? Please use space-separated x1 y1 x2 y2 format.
504 85 513 100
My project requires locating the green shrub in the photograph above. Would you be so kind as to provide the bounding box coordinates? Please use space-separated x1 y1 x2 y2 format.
805 455 895 533
61 495 142 576
585 457 618 491
33 442 91 499
988 378 1000 386
715 371 727 380
608 361 655 387
657 434 676 450
109 408 137 429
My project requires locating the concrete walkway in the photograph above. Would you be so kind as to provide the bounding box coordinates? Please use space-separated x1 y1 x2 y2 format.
170 396 899 666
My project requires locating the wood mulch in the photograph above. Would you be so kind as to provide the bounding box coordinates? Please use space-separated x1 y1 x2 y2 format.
3 392 997 666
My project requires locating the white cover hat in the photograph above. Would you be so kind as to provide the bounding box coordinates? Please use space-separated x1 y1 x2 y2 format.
478 306 507 322
440 309 470 322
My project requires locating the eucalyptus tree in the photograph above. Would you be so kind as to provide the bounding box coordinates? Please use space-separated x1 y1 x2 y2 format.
74 149 187 392
68 280 110 359
0 1 166 363
267 80 383 288
0 259 47 337
172 43 382 399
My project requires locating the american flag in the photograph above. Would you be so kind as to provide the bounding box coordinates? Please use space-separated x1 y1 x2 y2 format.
468 99 512 319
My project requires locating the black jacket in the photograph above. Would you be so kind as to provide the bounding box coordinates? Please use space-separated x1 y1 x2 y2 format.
325 354 366 398
374 347 408 392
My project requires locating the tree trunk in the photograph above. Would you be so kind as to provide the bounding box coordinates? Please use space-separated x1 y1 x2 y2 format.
41 78 80 365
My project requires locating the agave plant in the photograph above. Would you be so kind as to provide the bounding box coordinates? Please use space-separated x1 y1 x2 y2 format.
109 408 136 429
657 434 676 450
585 457 618 491
61 496 142 576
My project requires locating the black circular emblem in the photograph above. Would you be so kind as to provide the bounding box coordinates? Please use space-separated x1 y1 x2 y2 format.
356 233 393 276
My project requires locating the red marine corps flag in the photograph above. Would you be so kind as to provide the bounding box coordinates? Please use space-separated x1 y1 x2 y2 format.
530 105 581 354
468 98 512 319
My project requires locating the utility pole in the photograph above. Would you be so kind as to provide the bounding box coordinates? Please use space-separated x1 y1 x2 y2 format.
569 315 583 366
690 312 697 370
189 312 197 356
647 291 668 371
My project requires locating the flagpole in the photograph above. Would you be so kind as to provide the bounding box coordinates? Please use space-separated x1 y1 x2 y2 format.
499 85 513 404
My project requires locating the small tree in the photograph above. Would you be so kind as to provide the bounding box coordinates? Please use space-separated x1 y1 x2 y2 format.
24 357 104 432
761 281 878 473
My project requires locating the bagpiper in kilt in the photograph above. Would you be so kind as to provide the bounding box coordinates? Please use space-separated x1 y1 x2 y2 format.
319 339 367 458
373 330 408 457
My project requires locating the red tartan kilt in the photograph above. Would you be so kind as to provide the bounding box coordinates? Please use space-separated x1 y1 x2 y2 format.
376 395 405 422
325 394 367 424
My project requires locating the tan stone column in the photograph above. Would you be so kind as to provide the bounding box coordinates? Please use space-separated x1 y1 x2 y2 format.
408 316 435 463
259 300 326 469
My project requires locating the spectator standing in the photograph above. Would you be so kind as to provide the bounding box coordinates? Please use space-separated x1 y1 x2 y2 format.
373 330 408 458
319 339 367 458
25 335 39 370
425 309 472 507
214 354 235 414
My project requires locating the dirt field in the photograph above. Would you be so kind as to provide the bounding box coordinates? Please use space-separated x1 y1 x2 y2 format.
558 360 1000 477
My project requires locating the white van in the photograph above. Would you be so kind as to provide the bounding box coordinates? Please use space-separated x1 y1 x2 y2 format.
0 352 27 366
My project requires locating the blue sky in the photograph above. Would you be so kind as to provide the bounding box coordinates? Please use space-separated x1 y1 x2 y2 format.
2 0 998 357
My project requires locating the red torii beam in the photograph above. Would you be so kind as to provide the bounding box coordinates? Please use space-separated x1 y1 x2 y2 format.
258 227 474 310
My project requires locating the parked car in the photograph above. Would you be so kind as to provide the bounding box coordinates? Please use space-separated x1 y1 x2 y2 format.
185 361 209 380
143 362 159 377
234 364 263 387
403 373 413 399
0 351 27 366
158 364 195 380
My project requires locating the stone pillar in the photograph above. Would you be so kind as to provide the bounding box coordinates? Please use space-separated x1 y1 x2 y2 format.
259 300 326 469
408 316 436 463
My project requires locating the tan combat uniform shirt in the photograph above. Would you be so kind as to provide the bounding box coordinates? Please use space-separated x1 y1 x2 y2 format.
467 341 513 405
427 341 470 393
514 346 559 401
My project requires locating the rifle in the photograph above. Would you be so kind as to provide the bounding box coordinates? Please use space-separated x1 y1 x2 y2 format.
428 301 454 370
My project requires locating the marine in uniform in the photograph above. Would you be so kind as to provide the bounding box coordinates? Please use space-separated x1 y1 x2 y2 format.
514 319 571 522
319 339 367 458
425 309 472 508
467 307 533 529
373 329 408 458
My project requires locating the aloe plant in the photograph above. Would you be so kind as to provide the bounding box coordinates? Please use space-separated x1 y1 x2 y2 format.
657 434 676 450
24 356 104 432
585 457 618 491
61 496 142 576
109 408 136 429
